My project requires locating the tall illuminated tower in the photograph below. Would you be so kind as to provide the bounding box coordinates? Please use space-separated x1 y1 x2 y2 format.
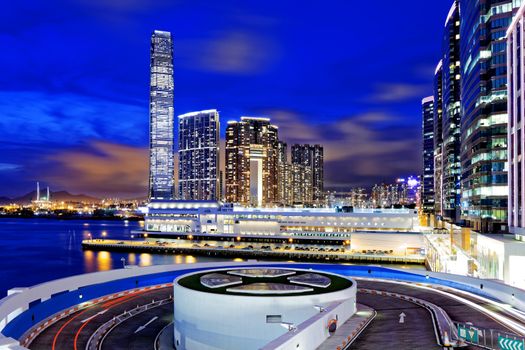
148 30 175 200
422 96 435 214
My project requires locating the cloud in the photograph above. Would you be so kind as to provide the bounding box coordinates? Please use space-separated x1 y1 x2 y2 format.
0 163 20 172
0 91 147 147
266 110 421 189
44 141 148 198
367 83 428 103
178 31 278 75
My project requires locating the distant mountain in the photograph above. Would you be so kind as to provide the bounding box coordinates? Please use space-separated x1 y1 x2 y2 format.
0 191 100 205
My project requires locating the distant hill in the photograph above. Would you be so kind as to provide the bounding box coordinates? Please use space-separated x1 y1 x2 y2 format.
0 191 100 205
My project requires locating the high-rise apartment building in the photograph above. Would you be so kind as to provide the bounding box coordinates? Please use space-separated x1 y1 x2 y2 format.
148 30 175 200
291 144 324 201
459 0 522 232
291 164 313 204
442 1 462 223
225 117 279 206
422 96 435 213
178 110 220 201
507 3 525 239
433 60 444 217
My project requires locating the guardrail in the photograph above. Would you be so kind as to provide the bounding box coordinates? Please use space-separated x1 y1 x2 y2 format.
87 297 172 350
455 322 525 350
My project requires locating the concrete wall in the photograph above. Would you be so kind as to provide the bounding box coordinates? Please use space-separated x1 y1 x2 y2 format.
261 298 355 350
173 269 356 350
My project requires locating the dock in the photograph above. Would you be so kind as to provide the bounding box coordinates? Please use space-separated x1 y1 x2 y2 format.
81 240 426 264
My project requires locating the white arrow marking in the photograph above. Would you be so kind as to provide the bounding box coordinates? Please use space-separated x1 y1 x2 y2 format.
134 316 158 334
399 312 406 324
80 310 108 323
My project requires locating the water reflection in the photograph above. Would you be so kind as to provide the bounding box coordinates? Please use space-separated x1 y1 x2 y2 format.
84 250 95 272
185 255 196 264
128 253 136 265
97 251 112 271
139 253 152 266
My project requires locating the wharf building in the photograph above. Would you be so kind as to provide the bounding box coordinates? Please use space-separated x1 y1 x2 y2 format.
507 2 525 239
178 109 220 201
148 30 175 200
225 117 279 207
144 200 418 240
422 96 436 214
459 0 522 232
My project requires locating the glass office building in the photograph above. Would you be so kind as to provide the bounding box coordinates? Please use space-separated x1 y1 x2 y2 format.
459 0 521 232
442 1 462 223
148 30 175 200
178 110 220 201
422 96 435 214
507 2 525 238
434 60 444 217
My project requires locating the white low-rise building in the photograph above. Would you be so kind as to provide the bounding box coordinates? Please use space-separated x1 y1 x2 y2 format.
145 201 418 238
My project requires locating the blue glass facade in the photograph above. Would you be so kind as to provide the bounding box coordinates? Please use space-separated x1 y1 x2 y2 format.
422 96 435 213
459 0 520 232
178 110 220 200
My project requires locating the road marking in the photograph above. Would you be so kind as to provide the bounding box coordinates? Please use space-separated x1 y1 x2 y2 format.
399 312 406 324
80 310 108 323
134 316 158 334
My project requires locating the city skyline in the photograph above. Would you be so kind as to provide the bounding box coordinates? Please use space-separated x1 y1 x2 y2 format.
0 1 453 198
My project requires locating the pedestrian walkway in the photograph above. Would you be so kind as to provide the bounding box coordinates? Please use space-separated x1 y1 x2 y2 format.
317 304 376 350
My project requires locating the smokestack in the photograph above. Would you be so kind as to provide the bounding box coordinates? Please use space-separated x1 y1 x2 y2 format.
36 182 40 201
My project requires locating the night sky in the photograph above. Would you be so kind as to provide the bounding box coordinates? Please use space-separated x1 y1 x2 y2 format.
0 0 453 198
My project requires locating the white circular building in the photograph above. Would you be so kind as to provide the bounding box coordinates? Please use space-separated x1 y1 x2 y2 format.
173 267 356 350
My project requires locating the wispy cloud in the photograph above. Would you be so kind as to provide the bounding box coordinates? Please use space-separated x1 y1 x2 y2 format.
267 110 421 189
0 91 147 146
178 31 279 75
367 83 428 103
44 141 148 198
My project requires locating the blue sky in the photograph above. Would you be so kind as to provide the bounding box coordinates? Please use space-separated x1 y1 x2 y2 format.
0 0 453 198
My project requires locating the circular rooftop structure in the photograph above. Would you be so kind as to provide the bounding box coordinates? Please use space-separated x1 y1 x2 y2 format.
178 267 352 297
173 267 356 350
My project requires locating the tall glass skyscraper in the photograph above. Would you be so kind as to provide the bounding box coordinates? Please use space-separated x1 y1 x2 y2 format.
178 110 220 200
433 60 444 217
442 1 462 223
422 96 435 214
459 0 522 232
148 30 175 200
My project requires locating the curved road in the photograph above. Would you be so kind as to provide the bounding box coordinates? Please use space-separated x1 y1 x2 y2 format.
29 286 172 350
26 279 525 350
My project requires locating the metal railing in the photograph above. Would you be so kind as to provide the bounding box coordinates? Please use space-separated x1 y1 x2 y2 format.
454 322 525 350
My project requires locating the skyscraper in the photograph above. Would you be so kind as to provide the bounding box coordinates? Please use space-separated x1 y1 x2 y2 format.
291 144 324 201
433 60 444 217
459 0 522 232
422 96 435 214
441 1 462 223
225 117 279 206
507 3 525 239
148 30 174 200
178 109 220 201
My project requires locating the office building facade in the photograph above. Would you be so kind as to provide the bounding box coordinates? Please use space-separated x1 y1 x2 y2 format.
148 30 175 200
507 3 525 238
178 110 220 201
459 0 522 232
422 96 435 214
291 144 324 201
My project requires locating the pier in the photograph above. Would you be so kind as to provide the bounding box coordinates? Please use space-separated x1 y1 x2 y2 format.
81 239 426 264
